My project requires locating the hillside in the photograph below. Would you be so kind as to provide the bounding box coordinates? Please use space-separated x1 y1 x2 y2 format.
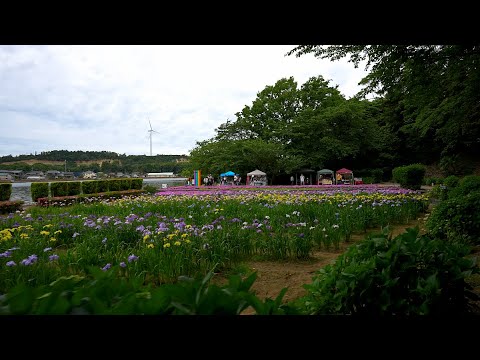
0 159 117 166
0 150 190 175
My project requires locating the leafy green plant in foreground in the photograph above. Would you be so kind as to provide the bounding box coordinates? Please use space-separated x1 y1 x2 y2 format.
295 227 479 315
0 265 296 315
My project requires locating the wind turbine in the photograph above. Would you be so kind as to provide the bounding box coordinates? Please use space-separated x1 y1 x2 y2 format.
148 119 159 156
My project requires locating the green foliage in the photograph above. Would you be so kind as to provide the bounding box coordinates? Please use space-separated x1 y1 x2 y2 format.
67 181 82 196
428 185 448 202
0 268 295 315
288 45 480 169
131 178 143 190
120 179 131 191
31 182 49 202
50 182 69 197
0 183 12 201
297 227 479 315
424 177 444 186
427 176 480 244
82 181 98 195
109 179 123 192
189 138 301 184
451 175 480 197
143 184 158 194
392 164 426 190
439 154 476 177
443 175 460 189
356 168 383 183
427 191 480 244
97 180 109 193
362 177 374 184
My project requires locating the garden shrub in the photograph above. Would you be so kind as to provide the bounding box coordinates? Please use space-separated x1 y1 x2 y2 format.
424 177 444 186
31 182 49 202
67 181 82 196
97 180 109 193
370 168 383 183
427 190 480 244
355 169 383 184
449 175 480 198
392 164 426 190
296 227 479 315
443 175 460 189
0 183 12 201
429 175 460 201
131 178 143 190
429 184 447 201
143 184 158 194
362 177 374 184
120 178 131 191
108 179 122 192
50 182 69 197
82 181 98 195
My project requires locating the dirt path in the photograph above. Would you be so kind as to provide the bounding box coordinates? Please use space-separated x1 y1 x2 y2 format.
212 218 429 314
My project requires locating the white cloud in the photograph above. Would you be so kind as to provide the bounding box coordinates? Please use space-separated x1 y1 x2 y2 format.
0 45 369 157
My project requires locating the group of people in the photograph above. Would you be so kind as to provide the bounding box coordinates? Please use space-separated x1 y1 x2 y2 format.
219 174 242 185
203 174 215 186
233 174 242 185
291 174 309 185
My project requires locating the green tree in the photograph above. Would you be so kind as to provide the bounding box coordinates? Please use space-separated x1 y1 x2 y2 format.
188 138 302 184
287 45 480 168
216 77 300 143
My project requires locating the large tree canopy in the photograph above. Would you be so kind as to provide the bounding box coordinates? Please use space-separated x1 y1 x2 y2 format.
287 45 480 167
215 77 301 143
188 75 385 181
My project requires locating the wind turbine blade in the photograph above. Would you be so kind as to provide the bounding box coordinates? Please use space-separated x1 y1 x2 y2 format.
149 119 152 130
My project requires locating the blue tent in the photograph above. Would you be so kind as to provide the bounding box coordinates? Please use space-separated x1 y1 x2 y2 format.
220 171 236 177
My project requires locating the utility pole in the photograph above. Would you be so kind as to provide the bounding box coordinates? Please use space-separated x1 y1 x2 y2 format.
65 160 67 172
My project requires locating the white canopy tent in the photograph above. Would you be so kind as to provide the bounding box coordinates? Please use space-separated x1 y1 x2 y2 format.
247 169 267 186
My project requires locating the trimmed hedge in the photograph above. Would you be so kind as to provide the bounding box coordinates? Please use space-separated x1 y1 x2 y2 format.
131 178 143 190
0 183 12 201
97 180 109 193
392 164 426 190
30 178 142 203
109 179 123 192
67 181 82 196
120 178 131 191
82 181 98 195
50 181 69 197
31 183 49 202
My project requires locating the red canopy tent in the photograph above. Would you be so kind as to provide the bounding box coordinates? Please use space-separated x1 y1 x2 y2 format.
336 168 354 185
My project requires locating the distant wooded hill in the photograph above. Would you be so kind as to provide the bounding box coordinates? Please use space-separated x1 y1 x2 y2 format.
0 150 190 174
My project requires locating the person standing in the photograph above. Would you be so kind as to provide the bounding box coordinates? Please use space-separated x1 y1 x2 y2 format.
300 173 305 186
290 175 294 185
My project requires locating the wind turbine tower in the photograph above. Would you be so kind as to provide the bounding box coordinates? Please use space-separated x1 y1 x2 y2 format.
148 119 159 156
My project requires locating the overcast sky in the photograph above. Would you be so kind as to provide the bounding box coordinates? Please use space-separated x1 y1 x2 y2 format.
0 45 369 157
